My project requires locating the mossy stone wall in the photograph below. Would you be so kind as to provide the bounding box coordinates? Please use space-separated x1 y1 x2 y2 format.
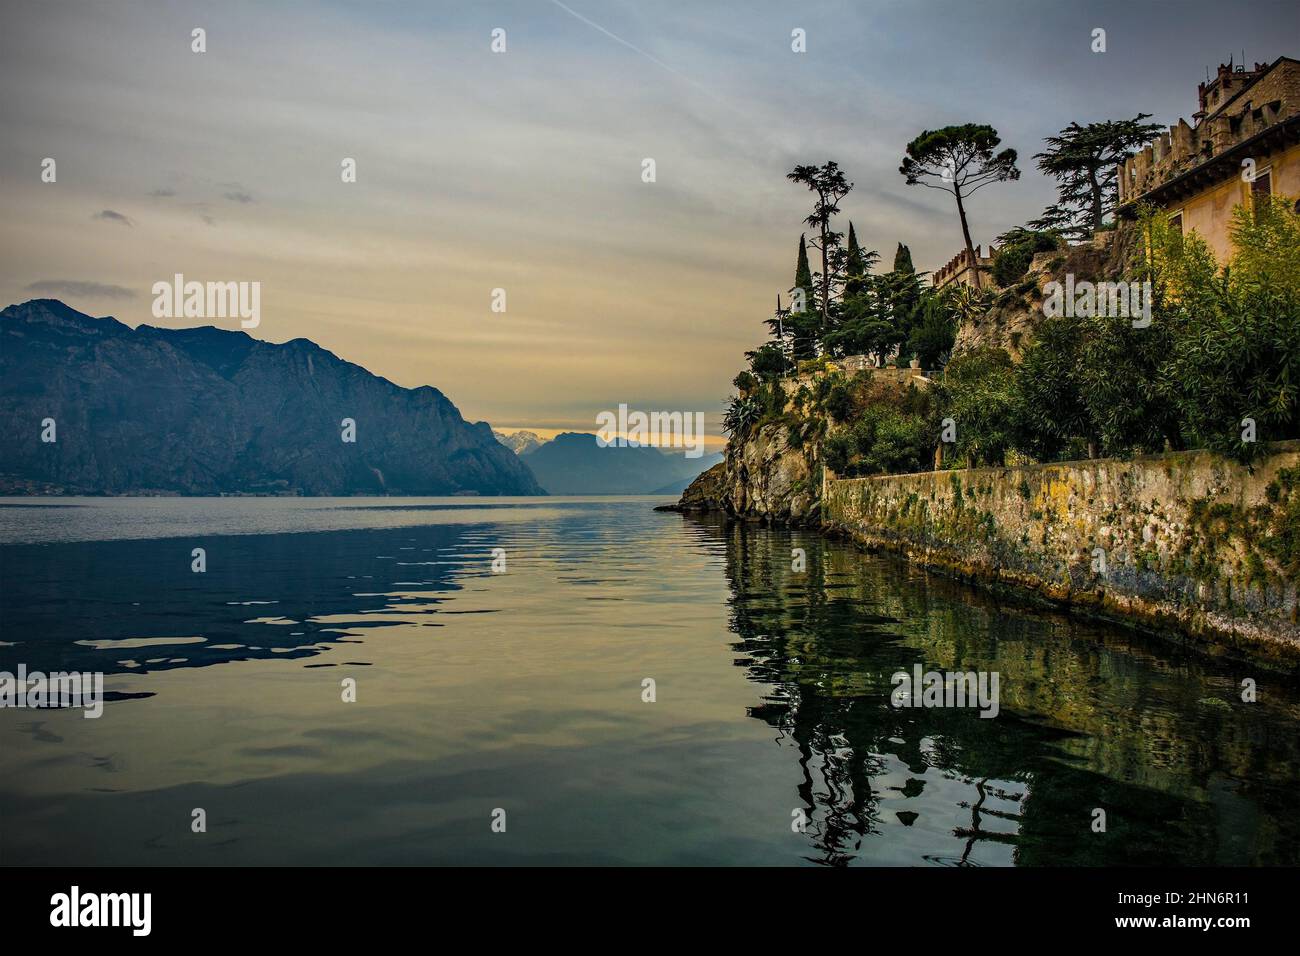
823 442 1300 660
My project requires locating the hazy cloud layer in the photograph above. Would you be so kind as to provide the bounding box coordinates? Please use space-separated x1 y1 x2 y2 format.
92 209 132 226
26 279 136 300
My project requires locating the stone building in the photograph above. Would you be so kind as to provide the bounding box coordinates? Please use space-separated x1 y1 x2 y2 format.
1117 55 1300 262
932 244 997 290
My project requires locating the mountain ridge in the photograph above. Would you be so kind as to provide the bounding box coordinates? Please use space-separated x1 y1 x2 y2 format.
521 431 722 495
0 299 544 496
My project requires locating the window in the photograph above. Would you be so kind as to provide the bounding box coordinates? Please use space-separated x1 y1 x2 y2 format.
1252 169 1273 219
1252 169 1273 200
1169 211 1183 234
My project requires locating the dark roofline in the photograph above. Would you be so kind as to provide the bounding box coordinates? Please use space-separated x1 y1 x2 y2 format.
1118 113 1300 216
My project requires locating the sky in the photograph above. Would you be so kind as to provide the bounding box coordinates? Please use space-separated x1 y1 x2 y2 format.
2 0 1296 449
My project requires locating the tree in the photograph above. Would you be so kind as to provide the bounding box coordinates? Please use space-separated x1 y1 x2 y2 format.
1013 315 1096 459
907 293 958 369
1031 115 1163 240
878 245 925 360
938 347 1019 466
843 223 877 299
900 125 1019 290
823 222 885 359
787 161 853 325
822 294 894 361
793 233 814 310
744 342 787 381
765 234 821 362
1160 197 1300 460
893 243 915 274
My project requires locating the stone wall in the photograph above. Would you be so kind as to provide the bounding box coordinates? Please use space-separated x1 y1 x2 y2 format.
822 443 1300 661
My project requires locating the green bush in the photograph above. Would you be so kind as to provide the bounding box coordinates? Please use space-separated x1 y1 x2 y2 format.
939 199 1300 466
991 230 1059 287
938 347 1018 467
823 432 854 474
825 380 855 423
746 342 787 380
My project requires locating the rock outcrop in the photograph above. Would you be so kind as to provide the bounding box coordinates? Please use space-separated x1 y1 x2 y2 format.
721 421 821 524
665 419 823 524
656 461 725 512
952 228 1136 360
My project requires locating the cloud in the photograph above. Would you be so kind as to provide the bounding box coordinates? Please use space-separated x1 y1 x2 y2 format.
148 188 176 197
92 209 132 226
25 279 136 300
223 191 254 203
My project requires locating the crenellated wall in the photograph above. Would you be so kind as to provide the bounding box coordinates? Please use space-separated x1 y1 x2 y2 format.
822 443 1300 660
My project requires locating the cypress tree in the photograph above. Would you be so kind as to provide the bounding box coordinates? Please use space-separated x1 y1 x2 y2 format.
792 234 814 314
845 223 865 298
886 243 923 362
893 242 914 274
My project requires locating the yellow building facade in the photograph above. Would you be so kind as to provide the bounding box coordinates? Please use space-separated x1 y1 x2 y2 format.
1118 56 1300 263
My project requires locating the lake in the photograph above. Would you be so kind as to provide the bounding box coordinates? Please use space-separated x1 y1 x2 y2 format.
1 496 1297 866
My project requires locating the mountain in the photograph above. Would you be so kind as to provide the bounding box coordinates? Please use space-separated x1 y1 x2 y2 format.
0 299 544 496
493 429 546 455
521 431 722 495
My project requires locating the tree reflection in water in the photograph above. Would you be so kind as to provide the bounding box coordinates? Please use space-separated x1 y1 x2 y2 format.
704 516 1300 867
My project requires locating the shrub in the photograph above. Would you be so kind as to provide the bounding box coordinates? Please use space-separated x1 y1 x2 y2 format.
938 347 1018 467
746 342 787 380
722 395 762 435
823 432 854 474
991 229 1060 287
825 379 855 423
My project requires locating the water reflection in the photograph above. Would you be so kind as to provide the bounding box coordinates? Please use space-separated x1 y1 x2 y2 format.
0 523 478 677
707 517 1300 866
2 499 1299 866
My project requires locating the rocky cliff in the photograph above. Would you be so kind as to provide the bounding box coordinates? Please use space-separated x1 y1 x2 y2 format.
952 228 1136 360
0 299 544 496
664 378 827 523
661 461 726 512
720 420 822 523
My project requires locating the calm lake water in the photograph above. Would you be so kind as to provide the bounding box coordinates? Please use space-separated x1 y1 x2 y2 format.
1 496 1298 866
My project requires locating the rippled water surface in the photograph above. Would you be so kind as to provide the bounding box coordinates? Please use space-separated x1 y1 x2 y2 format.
1 496 1298 865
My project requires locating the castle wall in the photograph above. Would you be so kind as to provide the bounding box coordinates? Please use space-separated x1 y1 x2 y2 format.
823 443 1300 660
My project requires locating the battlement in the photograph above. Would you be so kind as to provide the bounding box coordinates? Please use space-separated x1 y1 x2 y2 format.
1117 56 1300 207
932 244 996 290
